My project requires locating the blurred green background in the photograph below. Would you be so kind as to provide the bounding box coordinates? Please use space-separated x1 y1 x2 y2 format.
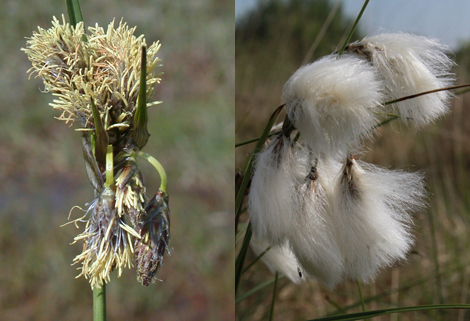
236 1 470 320
0 0 234 320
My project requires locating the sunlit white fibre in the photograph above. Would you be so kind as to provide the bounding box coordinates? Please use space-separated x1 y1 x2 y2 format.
248 135 296 245
250 236 303 284
287 146 344 288
332 156 426 283
351 33 455 126
282 55 384 156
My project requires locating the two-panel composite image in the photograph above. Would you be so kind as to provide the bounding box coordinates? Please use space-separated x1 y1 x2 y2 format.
3 0 470 320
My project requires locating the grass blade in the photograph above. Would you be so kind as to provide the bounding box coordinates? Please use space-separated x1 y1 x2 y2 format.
337 0 369 56
66 0 84 25
309 304 470 321
133 46 150 149
268 272 279 321
235 223 252 294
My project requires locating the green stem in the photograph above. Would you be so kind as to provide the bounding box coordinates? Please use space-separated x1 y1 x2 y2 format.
268 272 279 321
136 151 168 193
235 222 252 294
356 279 366 312
236 275 285 304
242 246 271 275
383 84 470 105
105 145 113 188
93 284 106 321
337 0 369 56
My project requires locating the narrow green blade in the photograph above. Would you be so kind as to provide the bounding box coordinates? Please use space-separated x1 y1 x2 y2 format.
309 304 470 321
133 46 150 149
66 0 84 25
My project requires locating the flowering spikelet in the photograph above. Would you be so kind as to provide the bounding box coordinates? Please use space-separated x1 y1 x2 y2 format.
134 190 171 286
345 33 455 126
115 158 146 227
248 135 296 246
286 146 343 288
282 55 384 155
250 237 304 284
333 154 426 282
22 15 162 137
71 186 139 288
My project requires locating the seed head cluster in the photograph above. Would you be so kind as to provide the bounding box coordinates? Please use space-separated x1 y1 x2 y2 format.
248 33 454 288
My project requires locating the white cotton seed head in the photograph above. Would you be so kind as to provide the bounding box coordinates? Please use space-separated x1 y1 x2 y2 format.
282 55 384 155
248 135 296 246
349 33 455 126
250 237 304 284
286 147 344 289
332 155 426 283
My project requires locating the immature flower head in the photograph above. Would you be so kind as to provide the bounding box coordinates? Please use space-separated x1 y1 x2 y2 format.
135 190 171 286
26 16 171 288
115 158 146 227
71 186 139 289
282 55 384 156
22 16 162 147
346 33 455 126
250 236 304 284
333 154 426 283
248 135 296 246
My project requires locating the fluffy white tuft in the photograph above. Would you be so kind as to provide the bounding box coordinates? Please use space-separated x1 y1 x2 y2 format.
248 135 296 245
287 146 344 289
250 236 304 284
332 155 426 282
350 33 455 126
282 55 384 155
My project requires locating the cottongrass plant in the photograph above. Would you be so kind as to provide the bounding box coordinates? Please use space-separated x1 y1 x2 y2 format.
23 3 170 319
246 29 460 289
236 2 470 319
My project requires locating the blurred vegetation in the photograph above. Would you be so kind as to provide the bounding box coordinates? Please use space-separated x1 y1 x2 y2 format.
0 0 233 320
236 1 470 320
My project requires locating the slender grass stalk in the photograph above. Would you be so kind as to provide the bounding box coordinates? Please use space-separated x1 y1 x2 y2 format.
302 0 343 64
235 223 252 294
325 296 347 314
236 276 285 304
66 0 84 27
337 0 369 56
356 280 366 312
136 151 168 193
93 284 106 321
308 304 470 321
383 84 470 105
235 130 283 147
427 209 444 304
241 245 271 275
91 144 113 321
268 272 279 321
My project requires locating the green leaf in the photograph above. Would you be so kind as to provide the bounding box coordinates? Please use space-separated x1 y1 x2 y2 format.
309 304 470 321
66 0 84 26
337 0 369 56
235 104 284 221
235 222 252 295
132 46 150 149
